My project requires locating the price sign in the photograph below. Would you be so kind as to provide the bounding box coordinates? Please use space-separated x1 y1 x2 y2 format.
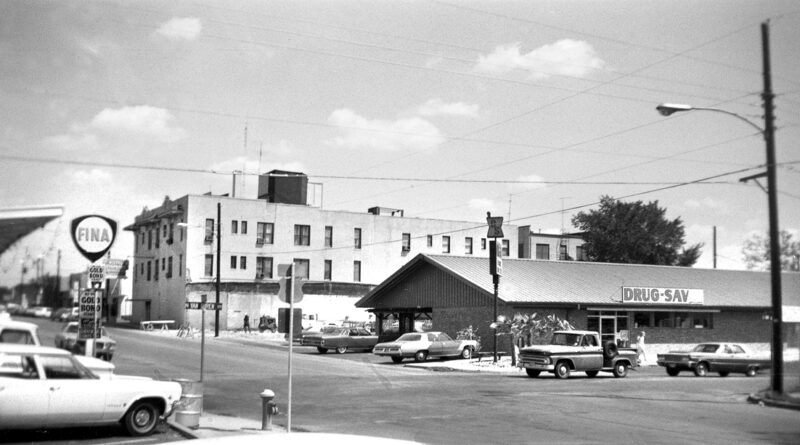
89 265 104 284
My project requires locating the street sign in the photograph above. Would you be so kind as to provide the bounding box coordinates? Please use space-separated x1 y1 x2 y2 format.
185 301 203 310
486 214 504 238
88 265 104 284
103 258 125 277
70 214 118 263
185 301 222 311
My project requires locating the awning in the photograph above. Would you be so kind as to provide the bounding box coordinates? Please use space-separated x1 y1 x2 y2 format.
0 205 64 255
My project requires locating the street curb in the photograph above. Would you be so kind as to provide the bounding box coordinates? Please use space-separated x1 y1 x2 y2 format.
747 392 800 411
167 419 200 439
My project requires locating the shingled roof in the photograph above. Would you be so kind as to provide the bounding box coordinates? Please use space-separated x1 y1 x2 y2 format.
357 254 800 309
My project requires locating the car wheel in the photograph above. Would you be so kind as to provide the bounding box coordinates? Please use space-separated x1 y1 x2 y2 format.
335 346 348 354
746 367 757 377
414 351 428 362
666 367 680 377
603 341 618 359
316 347 328 354
612 362 628 378
554 361 570 379
526 369 541 378
391 356 403 363
460 347 472 360
585 370 599 378
123 401 160 436
694 362 708 377
718 371 730 377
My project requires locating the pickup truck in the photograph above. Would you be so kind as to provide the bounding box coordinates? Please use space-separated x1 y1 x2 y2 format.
517 330 638 378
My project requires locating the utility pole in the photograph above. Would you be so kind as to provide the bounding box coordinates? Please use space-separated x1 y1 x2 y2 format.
761 20 783 394
215 202 221 337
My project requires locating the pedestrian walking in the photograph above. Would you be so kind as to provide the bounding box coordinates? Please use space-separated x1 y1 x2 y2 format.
243 313 251 333
636 331 647 366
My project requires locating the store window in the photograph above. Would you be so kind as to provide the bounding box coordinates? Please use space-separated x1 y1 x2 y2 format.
535 244 550 260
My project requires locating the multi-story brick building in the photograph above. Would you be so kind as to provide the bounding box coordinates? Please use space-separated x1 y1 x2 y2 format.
124 171 518 330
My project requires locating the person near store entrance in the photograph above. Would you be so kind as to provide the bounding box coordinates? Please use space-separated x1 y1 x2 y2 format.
636 331 647 365
243 313 251 334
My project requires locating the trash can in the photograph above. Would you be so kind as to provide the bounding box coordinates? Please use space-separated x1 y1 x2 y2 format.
173 379 203 429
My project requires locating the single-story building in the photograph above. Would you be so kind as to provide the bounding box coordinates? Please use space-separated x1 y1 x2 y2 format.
355 254 800 357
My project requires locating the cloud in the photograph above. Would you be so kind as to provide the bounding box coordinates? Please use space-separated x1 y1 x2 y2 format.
89 106 186 142
67 168 112 184
326 108 445 151
512 174 547 191
684 197 728 212
475 39 604 79
42 133 100 151
156 17 202 41
468 198 501 214
210 156 305 176
418 99 479 118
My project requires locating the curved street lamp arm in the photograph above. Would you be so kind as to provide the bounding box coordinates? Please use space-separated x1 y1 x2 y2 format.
690 107 765 134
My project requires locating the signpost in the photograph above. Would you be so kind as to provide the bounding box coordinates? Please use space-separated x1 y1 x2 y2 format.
486 212 503 363
185 295 218 382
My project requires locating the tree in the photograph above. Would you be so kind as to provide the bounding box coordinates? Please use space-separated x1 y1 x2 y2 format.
571 195 702 266
742 230 800 271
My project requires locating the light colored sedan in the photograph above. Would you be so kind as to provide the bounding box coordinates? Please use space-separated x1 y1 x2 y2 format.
55 321 117 361
373 331 477 363
0 344 182 436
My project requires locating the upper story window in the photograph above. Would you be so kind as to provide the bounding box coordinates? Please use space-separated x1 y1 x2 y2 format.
240 256 247 270
535 244 550 260
155 229 160 249
324 260 332 281
465 237 473 255
231 220 238 234
205 219 215 243
502 239 510 257
325 226 333 248
402 233 411 252
442 236 450 253
257 222 274 245
154 258 159 280
427 235 433 247
353 260 361 282
167 256 173 278
230 256 238 269
204 254 214 276
148 229 152 250
294 225 311 246
241 221 247 234
354 228 362 249
168 223 174 244
163 224 167 237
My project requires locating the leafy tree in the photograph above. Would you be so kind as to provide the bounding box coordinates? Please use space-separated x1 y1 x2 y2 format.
742 230 800 271
491 313 574 366
571 195 702 266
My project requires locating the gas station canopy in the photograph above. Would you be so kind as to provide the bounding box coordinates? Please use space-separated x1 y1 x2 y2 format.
0 205 64 256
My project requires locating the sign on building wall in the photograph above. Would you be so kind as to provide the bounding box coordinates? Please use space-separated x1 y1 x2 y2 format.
621 287 704 305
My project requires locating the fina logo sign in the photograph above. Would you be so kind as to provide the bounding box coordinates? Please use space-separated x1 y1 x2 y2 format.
70 214 118 263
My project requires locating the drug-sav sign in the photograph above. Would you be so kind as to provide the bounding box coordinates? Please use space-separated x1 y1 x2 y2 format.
71 215 117 263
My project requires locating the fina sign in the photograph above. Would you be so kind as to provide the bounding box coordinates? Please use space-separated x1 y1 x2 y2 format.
621 287 704 305
70 215 117 263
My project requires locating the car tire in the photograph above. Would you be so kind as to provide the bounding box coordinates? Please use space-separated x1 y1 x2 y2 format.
694 362 708 377
526 369 541 378
460 347 472 360
718 371 729 377
414 351 428 362
335 346 348 354
603 341 618 359
316 347 328 354
391 356 404 363
585 370 599 378
123 401 160 436
666 367 680 377
554 361 570 379
746 366 757 377
612 362 628 378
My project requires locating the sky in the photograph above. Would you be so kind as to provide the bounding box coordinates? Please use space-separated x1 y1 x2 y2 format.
2 0 799 287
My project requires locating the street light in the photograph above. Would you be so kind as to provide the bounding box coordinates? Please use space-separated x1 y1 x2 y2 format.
655 27 783 394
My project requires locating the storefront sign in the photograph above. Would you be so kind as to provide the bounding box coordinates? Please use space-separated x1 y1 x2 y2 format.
621 287 704 304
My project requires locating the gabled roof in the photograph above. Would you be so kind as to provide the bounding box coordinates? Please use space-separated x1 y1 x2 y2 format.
0 205 63 255
357 254 800 309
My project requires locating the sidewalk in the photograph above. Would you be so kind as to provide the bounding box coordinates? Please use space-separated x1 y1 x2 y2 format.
167 411 282 440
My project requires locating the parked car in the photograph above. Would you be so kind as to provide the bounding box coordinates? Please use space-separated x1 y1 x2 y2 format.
55 321 117 361
26 306 53 318
656 342 771 377
373 331 477 363
0 319 40 345
0 344 182 436
303 327 379 354
296 325 340 344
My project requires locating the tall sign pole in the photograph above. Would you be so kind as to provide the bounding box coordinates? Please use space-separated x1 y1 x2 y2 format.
287 264 294 434
215 202 221 337
486 212 504 363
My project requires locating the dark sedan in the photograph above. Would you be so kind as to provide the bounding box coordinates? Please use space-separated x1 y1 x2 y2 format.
302 327 378 354
656 342 770 377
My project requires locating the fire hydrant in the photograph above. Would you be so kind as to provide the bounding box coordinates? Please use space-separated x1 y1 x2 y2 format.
260 389 278 431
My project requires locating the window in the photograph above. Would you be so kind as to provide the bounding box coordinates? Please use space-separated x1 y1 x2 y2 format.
502 239 510 257
179 255 183 276
163 224 167 237
148 229 153 249
442 236 450 253
535 244 550 260
230 256 238 269
231 220 238 234
427 235 433 247
465 237 473 255
205 219 215 242
141 230 146 246
576 245 588 261
481 238 486 250
633 312 651 328
154 258 159 281
162 258 166 271
294 224 311 246
140 263 144 276
325 226 333 247
240 256 247 270
354 228 362 249
205 255 214 276
324 260 332 280
293 259 310 279
180 220 184 242
167 256 173 278
256 256 273 279
353 260 361 282
256 222 274 245
241 221 247 234
559 244 568 260
155 229 160 248
168 222 174 244
147 261 152 280
402 233 411 252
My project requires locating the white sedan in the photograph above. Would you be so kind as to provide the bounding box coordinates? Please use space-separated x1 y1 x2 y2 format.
0 344 182 436
373 331 477 363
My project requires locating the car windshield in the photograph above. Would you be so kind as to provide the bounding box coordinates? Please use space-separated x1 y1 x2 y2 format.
692 344 719 353
551 333 581 346
397 333 422 342
321 326 340 334
65 325 79 333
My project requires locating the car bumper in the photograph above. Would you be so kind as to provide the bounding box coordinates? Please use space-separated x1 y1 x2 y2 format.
657 360 696 370
518 360 554 371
